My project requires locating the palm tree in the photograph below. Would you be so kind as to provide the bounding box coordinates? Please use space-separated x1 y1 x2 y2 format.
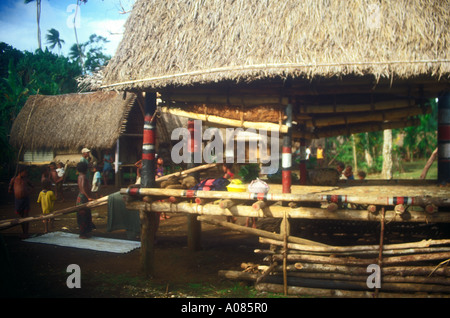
24 0 42 50
46 28 65 54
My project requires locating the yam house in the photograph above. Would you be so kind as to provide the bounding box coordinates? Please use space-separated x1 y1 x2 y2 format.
9 90 185 186
100 0 450 295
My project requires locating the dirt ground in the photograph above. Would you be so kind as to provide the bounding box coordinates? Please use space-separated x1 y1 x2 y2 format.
0 184 265 298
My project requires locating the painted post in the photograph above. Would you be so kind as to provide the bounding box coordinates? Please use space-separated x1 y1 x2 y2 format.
187 119 202 251
282 104 293 194
140 92 157 277
299 138 307 185
438 92 450 184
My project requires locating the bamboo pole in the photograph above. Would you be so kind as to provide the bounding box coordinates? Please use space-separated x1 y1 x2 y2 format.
280 271 450 286
301 106 430 128
267 252 450 266
294 118 420 139
197 215 328 246
122 187 450 207
0 196 108 230
154 163 218 183
257 237 450 254
160 107 288 133
291 262 450 277
124 200 450 223
161 94 289 107
257 264 450 281
255 283 449 298
220 270 450 293
298 99 417 114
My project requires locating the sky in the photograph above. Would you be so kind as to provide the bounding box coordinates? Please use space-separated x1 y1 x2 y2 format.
0 0 136 57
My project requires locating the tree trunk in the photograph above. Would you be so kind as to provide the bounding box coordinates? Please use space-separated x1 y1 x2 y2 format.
382 129 393 179
420 148 438 179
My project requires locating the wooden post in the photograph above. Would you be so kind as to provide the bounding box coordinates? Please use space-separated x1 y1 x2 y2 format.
299 138 307 185
114 138 120 187
140 92 157 277
438 92 450 184
282 103 293 193
187 118 202 251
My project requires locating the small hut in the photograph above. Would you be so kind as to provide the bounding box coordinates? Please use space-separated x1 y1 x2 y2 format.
9 90 185 185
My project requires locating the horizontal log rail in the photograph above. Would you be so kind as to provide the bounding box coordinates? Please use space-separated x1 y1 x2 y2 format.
124 200 450 223
0 196 108 230
122 186 450 207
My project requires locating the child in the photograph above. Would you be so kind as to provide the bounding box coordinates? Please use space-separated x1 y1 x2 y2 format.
91 165 101 198
37 179 56 233
9 166 33 238
155 156 169 220
344 166 355 180
357 170 367 180
134 159 142 184
222 163 234 179
55 162 65 202
156 156 164 178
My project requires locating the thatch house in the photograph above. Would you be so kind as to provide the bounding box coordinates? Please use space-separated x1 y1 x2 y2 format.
101 0 449 178
9 90 186 184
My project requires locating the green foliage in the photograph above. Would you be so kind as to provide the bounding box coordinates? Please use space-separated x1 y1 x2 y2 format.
0 42 83 180
238 163 260 182
326 98 437 175
69 34 111 74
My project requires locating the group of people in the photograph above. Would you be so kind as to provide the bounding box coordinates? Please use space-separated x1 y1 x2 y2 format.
7 147 115 239
336 162 366 180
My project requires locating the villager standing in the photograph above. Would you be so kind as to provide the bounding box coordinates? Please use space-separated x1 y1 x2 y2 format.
102 149 114 186
76 161 96 239
316 145 324 167
9 166 33 238
49 162 63 201
80 148 92 181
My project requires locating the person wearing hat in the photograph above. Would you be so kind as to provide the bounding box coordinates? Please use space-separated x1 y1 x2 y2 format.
80 148 92 181
81 148 90 164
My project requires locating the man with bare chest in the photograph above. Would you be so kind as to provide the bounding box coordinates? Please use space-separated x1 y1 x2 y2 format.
9 166 33 237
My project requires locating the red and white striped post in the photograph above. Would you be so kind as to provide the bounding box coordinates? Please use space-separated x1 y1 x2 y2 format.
282 103 293 194
140 92 157 277
187 118 202 251
141 92 156 188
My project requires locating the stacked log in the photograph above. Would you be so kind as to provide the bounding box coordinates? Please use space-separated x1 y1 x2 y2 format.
219 235 450 298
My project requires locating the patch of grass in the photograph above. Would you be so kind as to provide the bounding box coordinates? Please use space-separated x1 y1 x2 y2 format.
368 159 437 179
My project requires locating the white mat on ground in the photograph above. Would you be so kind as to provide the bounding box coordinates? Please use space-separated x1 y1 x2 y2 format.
24 231 141 254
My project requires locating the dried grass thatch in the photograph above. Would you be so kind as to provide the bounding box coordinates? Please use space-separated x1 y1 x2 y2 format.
9 91 137 151
102 0 450 91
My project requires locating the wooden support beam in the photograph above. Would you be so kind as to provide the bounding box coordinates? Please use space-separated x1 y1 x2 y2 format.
122 187 450 207
297 99 417 114
197 215 328 246
301 106 430 128
124 200 450 223
160 107 288 133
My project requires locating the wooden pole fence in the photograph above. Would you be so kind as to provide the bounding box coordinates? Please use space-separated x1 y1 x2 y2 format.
0 196 108 230
124 199 450 223
122 187 450 208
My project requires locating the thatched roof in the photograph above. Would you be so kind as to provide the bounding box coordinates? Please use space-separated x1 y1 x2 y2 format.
102 0 450 91
9 91 137 151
